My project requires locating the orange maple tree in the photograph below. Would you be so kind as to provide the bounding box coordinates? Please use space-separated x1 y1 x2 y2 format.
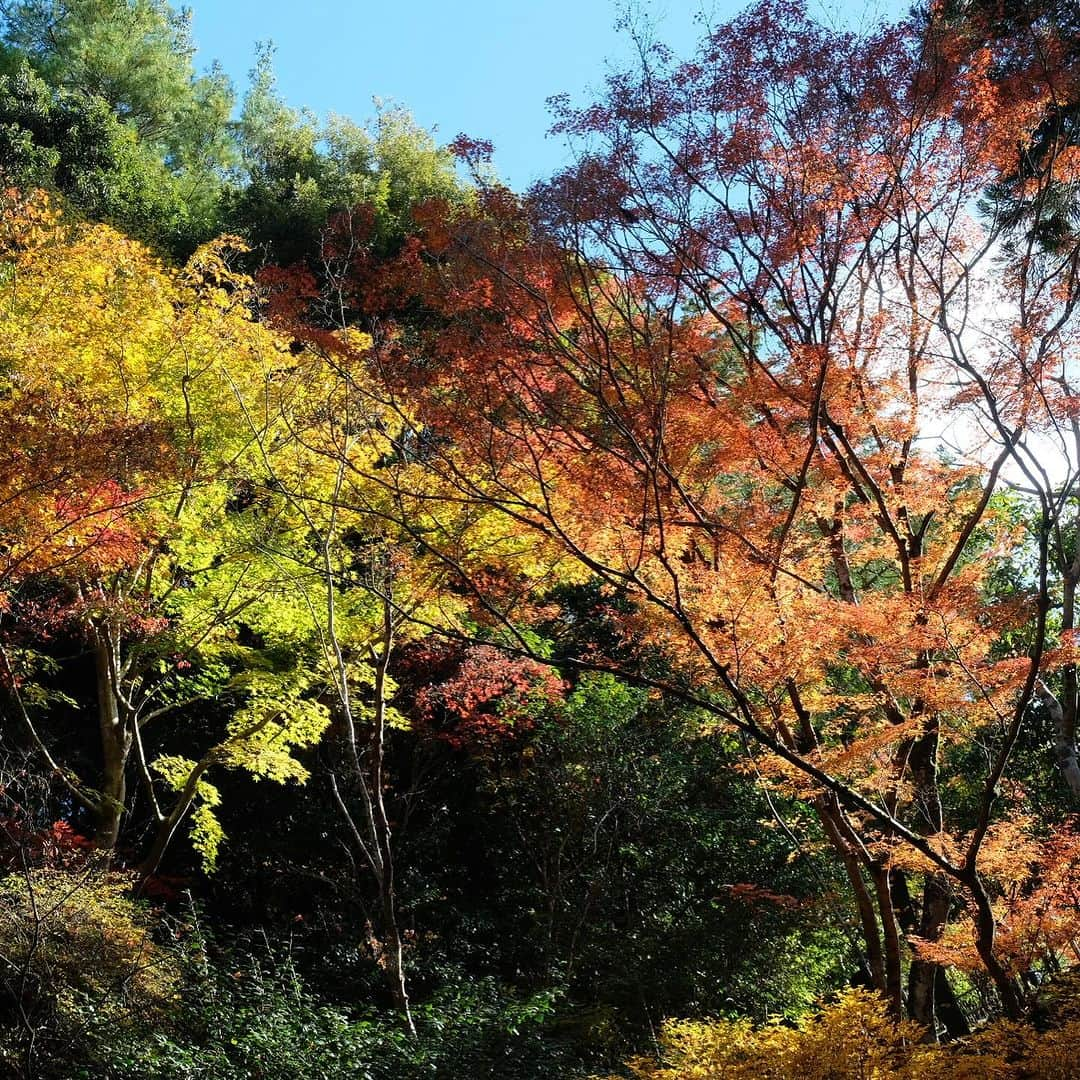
304 0 1080 1033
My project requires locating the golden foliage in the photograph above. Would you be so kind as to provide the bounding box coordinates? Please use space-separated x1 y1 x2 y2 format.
606 985 1080 1080
0 869 178 1023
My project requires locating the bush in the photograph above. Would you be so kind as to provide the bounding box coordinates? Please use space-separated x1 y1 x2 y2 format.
612 983 1080 1080
89 960 580 1080
0 868 179 1077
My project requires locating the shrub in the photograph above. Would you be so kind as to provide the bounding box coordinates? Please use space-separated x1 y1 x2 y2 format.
0 868 179 1076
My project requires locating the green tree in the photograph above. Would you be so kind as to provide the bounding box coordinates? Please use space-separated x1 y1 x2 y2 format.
0 0 233 152
0 61 201 250
0 0 234 253
228 46 463 264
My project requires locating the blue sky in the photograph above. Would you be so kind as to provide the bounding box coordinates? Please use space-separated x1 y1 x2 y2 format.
190 0 910 190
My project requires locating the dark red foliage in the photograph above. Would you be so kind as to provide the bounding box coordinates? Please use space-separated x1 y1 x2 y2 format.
401 641 566 752
0 818 94 871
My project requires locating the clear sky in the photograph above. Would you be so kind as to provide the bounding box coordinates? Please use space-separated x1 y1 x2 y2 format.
189 0 911 191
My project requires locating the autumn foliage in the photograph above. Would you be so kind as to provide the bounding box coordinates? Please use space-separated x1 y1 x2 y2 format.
613 985 1080 1079
316 0 1080 1033
5 0 1080 1074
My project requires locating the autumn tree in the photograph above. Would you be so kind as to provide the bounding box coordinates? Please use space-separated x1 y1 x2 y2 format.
320 0 1080 1035
229 324 425 1031
248 211 578 1028
0 197 334 869
943 0 1080 249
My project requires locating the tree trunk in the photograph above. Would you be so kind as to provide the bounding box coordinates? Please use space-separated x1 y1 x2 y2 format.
906 721 949 1037
935 967 971 1037
367 603 415 1036
138 756 215 881
967 870 1025 1019
908 873 951 1037
816 796 886 995
1038 678 1080 801
326 572 416 1037
378 865 412 1025
870 862 904 1019
1054 570 1080 799
890 868 970 1036
94 637 131 851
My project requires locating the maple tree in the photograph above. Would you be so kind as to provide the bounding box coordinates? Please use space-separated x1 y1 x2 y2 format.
231 340 427 1030
410 641 565 752
313 0 1080 1034
0 195 335 867
0 189 159 591
249 213 583 1028
943 0 1080 251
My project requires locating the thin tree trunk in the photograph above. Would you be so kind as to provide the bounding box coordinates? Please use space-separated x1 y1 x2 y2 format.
906 721 948 1037
1041 562 1080 797
137 757 214 881
323 525 415 1035
1038 678 1080 800
817 796 886 994
367 599 415 1034
94 637 130 851
870 862 904 1019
